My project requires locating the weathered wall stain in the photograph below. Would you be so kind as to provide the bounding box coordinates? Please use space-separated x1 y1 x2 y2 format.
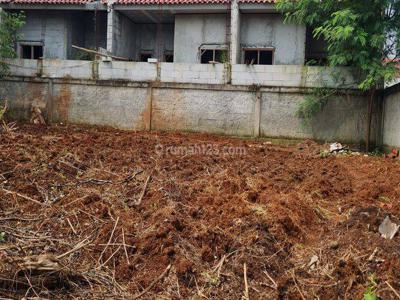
151 88 187 132
140 85 154 131
52 83 72 123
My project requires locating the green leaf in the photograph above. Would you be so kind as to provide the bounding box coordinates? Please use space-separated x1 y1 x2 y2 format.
0 232 5 242
276 0 400 90
364 291 377 300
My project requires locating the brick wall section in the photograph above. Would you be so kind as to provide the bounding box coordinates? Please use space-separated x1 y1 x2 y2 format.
99 61 157 82
232 65 358 89
160 63 228 85
3 59 358 88
42 60 93 79
3 59 38 77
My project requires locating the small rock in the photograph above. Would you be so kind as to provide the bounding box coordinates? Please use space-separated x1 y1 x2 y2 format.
330 143 344 153
308 255 319 270
379 216 400 240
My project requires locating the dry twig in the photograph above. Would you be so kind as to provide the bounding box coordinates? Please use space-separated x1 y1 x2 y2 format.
243 263 249 300
66 218 77 235
2 188 44 206
98 217 120 264
134 175 151 206
386 281 400 299
132 264 172 299
57 237 91 260
263 270 278 290
291 270 306 300
122 228 130 265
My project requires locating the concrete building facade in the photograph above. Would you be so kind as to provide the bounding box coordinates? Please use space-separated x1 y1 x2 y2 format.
0 0 325 65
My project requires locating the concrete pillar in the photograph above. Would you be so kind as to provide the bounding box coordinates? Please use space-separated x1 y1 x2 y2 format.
145 84 153 131
254 89 261 137
47 79 54 123
230 0 240 65
106 7 115 54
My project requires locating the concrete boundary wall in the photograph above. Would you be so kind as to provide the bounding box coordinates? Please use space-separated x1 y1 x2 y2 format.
3 59 358 88
3 59 38 77
160 63 228 85
99 61 157 82
42 60 93 79
383 83 400 148
232 65 358 88
0 75 381 145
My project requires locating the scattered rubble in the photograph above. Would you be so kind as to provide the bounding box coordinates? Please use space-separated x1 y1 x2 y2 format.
329 142 347 153
379 216 400 240
30 106 46 125
308 255 319 270
386 149 400 159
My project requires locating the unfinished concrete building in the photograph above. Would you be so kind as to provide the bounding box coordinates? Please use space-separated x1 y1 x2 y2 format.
3 0 381 148
0 0 326 64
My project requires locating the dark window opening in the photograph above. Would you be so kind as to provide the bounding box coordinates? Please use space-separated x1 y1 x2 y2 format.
165 53 174 62
140 52 153 62
259 50 273 65
21 46 31 59
21 45 43 59
244 50 258 65
200 49 228 64
244 49 274 65
33 46 43 59
201 50 214 64
305 27 328 66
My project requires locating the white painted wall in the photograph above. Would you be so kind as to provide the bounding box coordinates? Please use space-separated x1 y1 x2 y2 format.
174 14 227 63
240 14 306 65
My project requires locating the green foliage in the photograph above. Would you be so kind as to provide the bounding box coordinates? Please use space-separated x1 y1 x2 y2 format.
216 50 229 64
0 11 25 76
296 87 336 126
276 0 400 91
72 50 95 61
363 275 378 300
0 232 5 242
369 147 384 157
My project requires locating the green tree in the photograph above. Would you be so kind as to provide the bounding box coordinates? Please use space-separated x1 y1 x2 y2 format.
0 10 24 121
277 0 400 151
0 10 25 76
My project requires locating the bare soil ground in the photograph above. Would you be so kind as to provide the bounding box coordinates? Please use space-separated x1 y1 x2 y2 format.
0 124 399 299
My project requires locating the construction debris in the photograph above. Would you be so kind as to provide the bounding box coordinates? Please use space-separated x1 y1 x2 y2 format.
379 216 400 239
21 254 61 272
329 142 349 154
30 106 46 125
308 255 319 270
386 149 400 159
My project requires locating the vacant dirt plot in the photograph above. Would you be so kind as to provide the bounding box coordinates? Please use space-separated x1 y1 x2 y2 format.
0 125 399 299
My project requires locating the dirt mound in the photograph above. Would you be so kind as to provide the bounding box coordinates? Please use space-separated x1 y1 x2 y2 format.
0 124 399 299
